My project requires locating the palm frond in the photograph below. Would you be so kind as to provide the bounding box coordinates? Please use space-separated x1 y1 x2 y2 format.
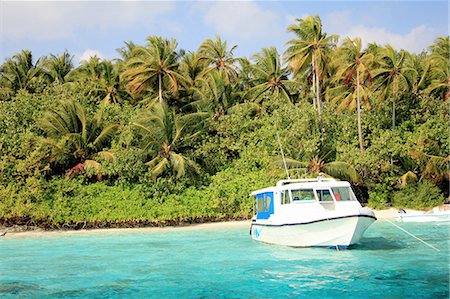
323 161 361 184
400 171 418 187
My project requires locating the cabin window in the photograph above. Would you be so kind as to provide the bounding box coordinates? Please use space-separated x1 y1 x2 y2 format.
291 189 315 201
331 187 356 201
281 191 290 204
265 195 271 212
257 197 265 212
255 192 274 219
316 189 334 202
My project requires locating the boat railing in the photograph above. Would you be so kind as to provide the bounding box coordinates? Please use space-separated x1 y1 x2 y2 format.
276 177 336 187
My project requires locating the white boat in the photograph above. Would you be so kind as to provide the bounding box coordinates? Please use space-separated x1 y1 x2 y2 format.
250 176 376 248
394 207 450 222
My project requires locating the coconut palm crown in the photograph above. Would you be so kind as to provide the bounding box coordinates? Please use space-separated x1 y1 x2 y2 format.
132 101 207 180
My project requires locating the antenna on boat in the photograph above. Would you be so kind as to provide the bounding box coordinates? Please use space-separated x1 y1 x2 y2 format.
276 129 290 180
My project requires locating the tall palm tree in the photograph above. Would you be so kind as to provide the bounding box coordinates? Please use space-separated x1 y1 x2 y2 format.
38 99 119 174
372 45 415 128
43 51 74 84
132 102 206 180
122 36 182 102
178 51 208 91
403 52 429 98
244 47 293 104
116 41 138 62
198 36 239 85
190 72 235 120
425 37 449 100
284 15 337 115
330 38 374 153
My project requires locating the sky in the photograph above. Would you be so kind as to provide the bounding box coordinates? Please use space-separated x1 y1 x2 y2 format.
1 1 448 65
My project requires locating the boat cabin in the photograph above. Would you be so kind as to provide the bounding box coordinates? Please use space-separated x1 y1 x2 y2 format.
251 178 359 220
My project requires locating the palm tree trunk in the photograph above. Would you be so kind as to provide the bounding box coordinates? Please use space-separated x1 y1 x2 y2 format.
311 57 316 110
312 70 316 109
356 69 364 154
392 82 396 129
158 73 163 103
316 69 321 115
313 53 324 145
392 99 396 129
313 53 321 116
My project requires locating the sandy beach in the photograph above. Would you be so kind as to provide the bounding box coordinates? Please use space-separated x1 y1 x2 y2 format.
0 220 252 238
0 208 419 239
373 208 417 220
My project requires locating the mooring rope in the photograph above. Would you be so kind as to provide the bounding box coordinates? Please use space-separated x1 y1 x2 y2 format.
383 218 440 252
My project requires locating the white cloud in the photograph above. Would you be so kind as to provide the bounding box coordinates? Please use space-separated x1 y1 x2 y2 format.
346 25 438 53
324 11 440 53
2 1 175 41
79 49 104 63
196 1 283 40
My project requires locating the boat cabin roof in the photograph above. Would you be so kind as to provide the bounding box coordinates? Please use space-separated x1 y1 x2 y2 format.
250 177 351 196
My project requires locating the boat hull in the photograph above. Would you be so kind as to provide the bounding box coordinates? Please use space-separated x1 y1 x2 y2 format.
394 212 450 223
251 215 376 247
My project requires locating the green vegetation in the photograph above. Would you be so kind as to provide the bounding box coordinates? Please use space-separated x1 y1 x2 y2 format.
0 16 448 228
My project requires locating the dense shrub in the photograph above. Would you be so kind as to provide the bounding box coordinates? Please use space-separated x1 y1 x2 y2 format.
367 186 389 209
391 180 446 210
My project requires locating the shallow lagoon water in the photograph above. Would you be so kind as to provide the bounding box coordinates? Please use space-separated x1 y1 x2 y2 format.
0 222 448 298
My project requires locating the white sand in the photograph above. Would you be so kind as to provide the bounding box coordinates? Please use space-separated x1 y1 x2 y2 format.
0 220 252 239
373 208 409 220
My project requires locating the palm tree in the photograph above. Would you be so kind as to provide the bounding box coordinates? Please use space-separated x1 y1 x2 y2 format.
116 41 138 62
407 127 450 186
372 45 415 128
190 72 235 120
403 52 429 98
424 37 449 100
94 60 130 105
66 55 102 83
38 99 119 174
198 36 239 85
244 47 293 104
284 15 337 115
132 101 206 181
43 51 74 84
330 38 374 153
66 58 129 105
0 50 45 96
121 36 182 102
178 51 207 90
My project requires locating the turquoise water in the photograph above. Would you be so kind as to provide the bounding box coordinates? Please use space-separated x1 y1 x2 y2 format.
0 222 448 298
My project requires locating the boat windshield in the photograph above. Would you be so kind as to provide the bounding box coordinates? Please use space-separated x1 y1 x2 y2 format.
331 187 356 201
291 189 315 201
316 189 334 202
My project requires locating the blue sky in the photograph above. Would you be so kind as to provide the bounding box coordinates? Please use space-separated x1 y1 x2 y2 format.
1 1 448 64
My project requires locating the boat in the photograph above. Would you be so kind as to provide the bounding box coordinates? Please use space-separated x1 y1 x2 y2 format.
250 176 376 248
394 207 450 222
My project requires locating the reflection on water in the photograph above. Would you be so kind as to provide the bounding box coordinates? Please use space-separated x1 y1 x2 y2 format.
0 222 448 298
353 236 405 250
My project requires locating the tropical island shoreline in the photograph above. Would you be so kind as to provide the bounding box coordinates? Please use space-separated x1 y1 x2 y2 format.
1 16 448 241
0 208 424 238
